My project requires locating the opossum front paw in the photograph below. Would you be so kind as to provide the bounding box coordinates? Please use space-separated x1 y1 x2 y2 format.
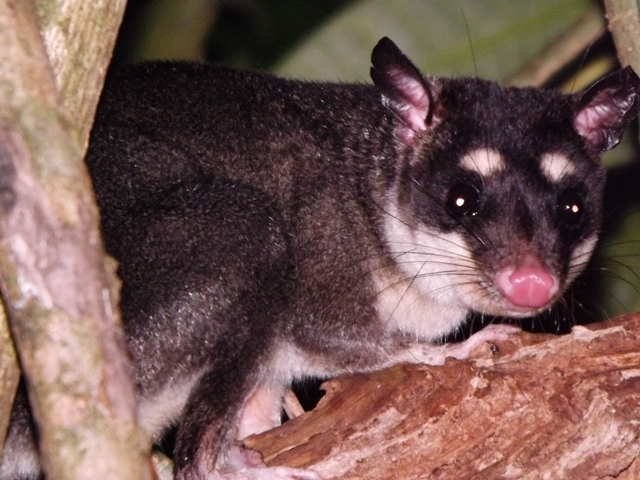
242 465 323 480
205 465 322 480
212 444 322 480
396 323 519 366
442 323 519 361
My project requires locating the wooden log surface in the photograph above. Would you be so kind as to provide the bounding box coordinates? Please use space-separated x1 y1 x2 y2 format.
245 314 640 479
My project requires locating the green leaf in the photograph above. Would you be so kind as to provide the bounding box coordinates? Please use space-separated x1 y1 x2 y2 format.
275 0 594 81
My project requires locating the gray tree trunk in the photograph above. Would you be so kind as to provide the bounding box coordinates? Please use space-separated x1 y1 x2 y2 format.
0 0 152 478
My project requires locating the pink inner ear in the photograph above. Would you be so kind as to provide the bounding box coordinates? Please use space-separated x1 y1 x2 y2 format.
387 66 431 135
573 79 637 152
573 97 616 146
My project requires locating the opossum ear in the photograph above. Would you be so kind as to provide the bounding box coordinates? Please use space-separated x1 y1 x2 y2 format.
370 37 439 145
574 66 640 152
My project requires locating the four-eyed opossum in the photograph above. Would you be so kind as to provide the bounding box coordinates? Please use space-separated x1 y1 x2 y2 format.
2 37 639 480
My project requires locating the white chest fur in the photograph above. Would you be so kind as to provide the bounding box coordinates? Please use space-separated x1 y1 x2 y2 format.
374 199 473 341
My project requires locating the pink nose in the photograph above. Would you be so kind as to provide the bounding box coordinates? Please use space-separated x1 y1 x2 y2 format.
495 256 559 309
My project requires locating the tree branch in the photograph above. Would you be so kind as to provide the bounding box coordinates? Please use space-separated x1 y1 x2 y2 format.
0 303 19 451
33 0 127 148
604 0 640 71
0 0 151 478
246 314 640 478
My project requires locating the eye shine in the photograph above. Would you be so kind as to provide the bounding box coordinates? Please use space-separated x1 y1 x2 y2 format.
3 36 638 480
446 183 481 217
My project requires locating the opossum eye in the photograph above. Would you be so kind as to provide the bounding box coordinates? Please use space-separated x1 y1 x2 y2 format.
446 184 480 217
557 188 584 226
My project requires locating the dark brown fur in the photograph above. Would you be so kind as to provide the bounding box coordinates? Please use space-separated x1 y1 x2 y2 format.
2 38 638 479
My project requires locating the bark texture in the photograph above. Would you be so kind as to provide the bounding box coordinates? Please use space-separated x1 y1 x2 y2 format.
605 0 640 71
33 0 128 148
246 314 640 479
0 304 18 450
0 0 151 478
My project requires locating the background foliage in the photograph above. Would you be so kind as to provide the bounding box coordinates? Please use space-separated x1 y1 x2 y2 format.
112 0 640 328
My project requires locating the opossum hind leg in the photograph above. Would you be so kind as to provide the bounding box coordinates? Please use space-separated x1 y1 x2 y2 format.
173 355 321 479
172 352 262 477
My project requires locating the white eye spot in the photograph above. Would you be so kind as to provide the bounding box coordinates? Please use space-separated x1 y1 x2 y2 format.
540 153 576 183
459 148 505 177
